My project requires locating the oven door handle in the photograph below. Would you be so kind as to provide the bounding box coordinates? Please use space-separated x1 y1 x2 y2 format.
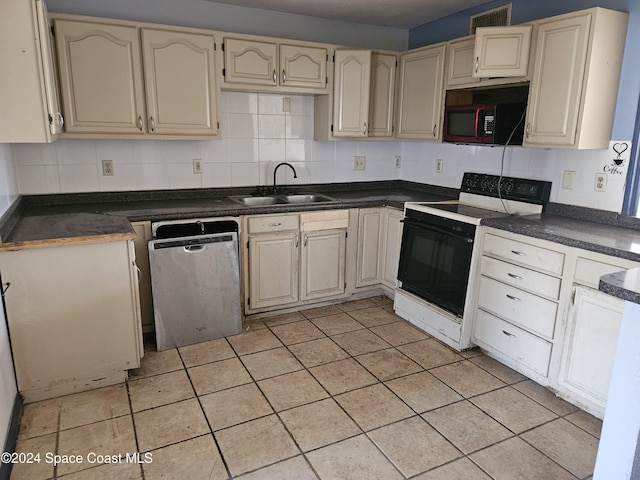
401 218 474 243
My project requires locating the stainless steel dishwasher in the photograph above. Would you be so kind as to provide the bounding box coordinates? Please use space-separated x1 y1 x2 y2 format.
148 217 242 351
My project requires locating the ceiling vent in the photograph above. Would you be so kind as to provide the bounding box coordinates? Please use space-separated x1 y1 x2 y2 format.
470 4 512 34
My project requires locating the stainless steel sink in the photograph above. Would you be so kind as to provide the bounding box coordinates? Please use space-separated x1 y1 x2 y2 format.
229 193 338 206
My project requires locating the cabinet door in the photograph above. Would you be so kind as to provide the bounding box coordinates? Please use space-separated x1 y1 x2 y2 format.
381 208 403 288
396 44 446 140
300 229 346 301
558 286 623 417
524 14 590 147
55 19 146 134
224 37 278 86
332 49 371 137
132 221 154 334
368 53 397 137
446 37 480 88
473 25 532 78
141 29 219 136
356 208 383 287
248 232 299 310
280 44 327 89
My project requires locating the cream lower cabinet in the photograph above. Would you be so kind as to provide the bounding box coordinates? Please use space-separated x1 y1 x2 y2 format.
301 229 346 301
53 15 220 138
356 208 383 287
0 240 143 402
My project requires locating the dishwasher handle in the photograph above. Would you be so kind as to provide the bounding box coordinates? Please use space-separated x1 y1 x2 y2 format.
149 233 236 251
184 245 206 252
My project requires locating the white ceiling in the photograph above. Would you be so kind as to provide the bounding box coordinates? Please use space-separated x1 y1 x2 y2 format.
203 0 496 29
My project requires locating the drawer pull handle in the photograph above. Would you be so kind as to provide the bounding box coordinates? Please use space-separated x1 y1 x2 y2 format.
507 273 523 280
511 250 526 256
502 330 516 338
268 222 282 227
506 294 521 302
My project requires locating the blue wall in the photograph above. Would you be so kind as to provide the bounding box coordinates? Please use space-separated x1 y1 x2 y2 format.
409 0 640 140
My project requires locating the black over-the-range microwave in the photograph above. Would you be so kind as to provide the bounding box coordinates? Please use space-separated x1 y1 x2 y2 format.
443 102 527 145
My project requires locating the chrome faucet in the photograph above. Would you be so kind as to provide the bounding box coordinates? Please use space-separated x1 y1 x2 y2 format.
273 162 297 194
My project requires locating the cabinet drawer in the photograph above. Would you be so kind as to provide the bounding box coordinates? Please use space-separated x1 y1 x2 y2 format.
247 214 299 234
474 309 552 377
300 210 349 231
483 233 565 276
480 256 561 300
478 276 557 339
574 257 633 289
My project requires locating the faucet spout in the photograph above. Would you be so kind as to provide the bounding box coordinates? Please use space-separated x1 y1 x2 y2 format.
273 162 298 194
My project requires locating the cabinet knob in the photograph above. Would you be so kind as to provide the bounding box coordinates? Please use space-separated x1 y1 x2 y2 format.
502 330 516 338
363 122 368 136
511 250 526 256
57 112 65 130
432 124 437 137
507 272 524 281
149 116 156 132
137 116 143 131
506 294 522 302
303 234 308 247
475 56 479 74
282 69 286 83
273 69 277 83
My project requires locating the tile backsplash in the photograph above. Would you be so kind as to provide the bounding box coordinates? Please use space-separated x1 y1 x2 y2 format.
12 91 631 213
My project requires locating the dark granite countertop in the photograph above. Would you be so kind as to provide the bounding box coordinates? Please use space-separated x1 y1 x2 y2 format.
600 268 640 304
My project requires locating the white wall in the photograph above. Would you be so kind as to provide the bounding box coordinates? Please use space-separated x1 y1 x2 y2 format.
0 143 18 450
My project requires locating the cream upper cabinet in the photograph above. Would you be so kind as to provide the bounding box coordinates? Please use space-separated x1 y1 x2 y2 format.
368 53 397 138
396 44 446 140
301 229 346 301
473 25 532 78
0 0 63 142
223 37 328 93
142 28 219 136
332 49 372 137
524 8 628 149
446 37 480 88
53 15 220 138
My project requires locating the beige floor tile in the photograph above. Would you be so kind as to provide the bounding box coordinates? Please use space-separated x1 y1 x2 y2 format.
356 348 422 381
57 416 136 476
129 349 183 379
331 329 391 356
310 313 365 336
215 415 299 476
288 337 349 368
459 347 484 359
270 320 326 345
241 347 303 380
258 370 328 411
370 321 430 346
188 357 252 396
521 418 598 478
279 398 360 451
309 358 378 395
513 379 579 416
59 384 130 430
142 434 227 480
128 370 194 412
423 400 513 454
227 328 282 355
471 387 558 434
430 360 506 398
470 437 577 480
236 456 318 480
56 462 142 480
300 305 342 319
133 398 210 452
336 298 378 312
242 318 266 331
18 397 61 440
335 383 413 431
178 338 236 368
306 434 404 480
385 371 463 413
412 457 492 480
347 307 399 327
10 433 56 480
565 410 603 438
262 311 306 327
369 295 394 307
469 355 527 384
369 416 462 477
397 339 463 369
200 383 273 431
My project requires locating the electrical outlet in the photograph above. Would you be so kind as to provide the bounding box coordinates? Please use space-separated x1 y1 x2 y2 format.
436 159 443 173
353 156 366 170
394 156 401 169
283 97 291 113
193 159 203 174
595 172 608 192
101 160 114 176
562 170 576 189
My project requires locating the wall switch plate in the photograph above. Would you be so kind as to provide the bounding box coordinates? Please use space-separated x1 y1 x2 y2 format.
394 156 401 168
436 159 443 173
193 159 203 174
101 160 114 176
562 170 576 189
283 97 291 113
354 156 366 170
595 172 607 192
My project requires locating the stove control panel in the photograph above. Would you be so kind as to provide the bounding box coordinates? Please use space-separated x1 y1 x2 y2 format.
460 173 551 205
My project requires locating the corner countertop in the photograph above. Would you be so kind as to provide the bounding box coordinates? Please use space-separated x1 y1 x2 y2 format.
600 268 640 304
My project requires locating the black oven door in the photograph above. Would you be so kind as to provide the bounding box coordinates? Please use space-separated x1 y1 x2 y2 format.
397 215 475 317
